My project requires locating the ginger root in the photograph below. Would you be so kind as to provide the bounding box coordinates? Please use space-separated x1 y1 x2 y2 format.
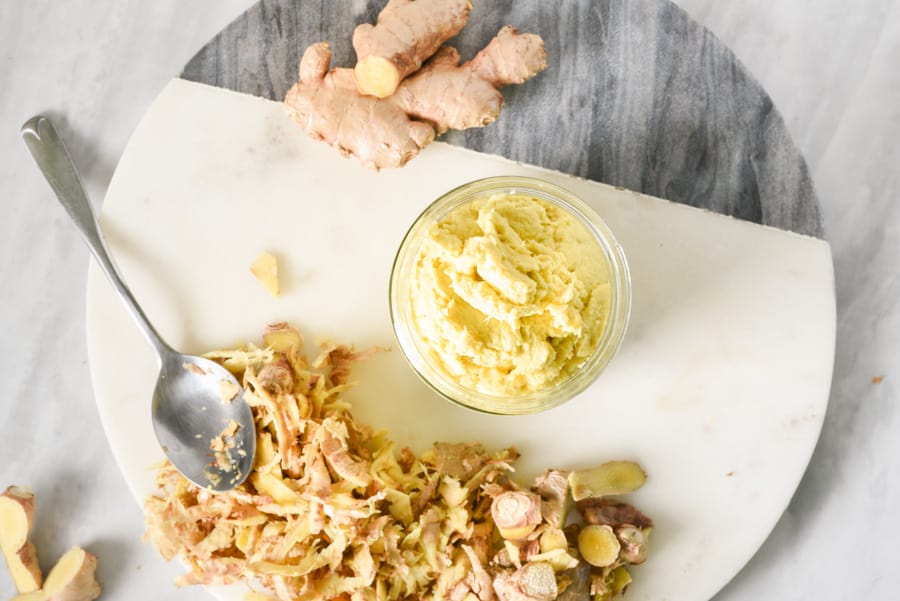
353 0 473 98
284 26 546 169
1 488 101 601
29 547 101 601
0 486 42 594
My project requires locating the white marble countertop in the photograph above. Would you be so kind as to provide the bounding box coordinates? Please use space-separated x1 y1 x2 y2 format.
1 1 897 599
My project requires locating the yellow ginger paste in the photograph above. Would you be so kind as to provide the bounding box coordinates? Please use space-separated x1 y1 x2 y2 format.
410 193 611 395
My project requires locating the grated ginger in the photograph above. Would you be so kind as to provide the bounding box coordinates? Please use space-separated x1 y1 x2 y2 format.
143 323 652 601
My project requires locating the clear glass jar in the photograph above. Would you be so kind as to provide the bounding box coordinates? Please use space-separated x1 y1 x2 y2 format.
389 176 631 414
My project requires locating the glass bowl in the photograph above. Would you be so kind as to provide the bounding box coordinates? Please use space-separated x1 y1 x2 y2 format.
389 176 631 415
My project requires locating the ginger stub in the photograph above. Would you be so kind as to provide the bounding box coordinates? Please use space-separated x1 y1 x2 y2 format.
353 0 473 98
568 460 648 501
0 486 42 594
1 487 101 601
143 323 654 601
285 26 546 169
249 251 279 297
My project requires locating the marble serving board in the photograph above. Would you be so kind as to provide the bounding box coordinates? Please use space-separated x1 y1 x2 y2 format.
86 78 835 601
181 0 823 238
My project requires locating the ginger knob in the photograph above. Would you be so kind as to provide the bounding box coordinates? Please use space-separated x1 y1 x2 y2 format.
352 0 473 97
491 490 542 540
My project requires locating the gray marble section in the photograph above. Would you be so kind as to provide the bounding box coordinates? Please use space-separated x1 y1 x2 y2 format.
181 0 822 237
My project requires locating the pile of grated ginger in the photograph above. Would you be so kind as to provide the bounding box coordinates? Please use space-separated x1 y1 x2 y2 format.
144 323 652 601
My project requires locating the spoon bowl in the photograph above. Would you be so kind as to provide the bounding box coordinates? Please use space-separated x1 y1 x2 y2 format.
153 353 255 491
22 115 256 491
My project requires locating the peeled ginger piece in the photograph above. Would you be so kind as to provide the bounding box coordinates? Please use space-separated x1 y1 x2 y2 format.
250 251 280 297
15 547 101 601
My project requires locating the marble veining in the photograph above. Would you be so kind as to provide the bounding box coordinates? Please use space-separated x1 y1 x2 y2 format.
181 0 822 237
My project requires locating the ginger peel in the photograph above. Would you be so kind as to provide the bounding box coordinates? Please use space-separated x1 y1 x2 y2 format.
577 525 620 568
568 460 647 501
491 490 542 540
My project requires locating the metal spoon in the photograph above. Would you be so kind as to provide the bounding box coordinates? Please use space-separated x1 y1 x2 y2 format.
22 115 256 492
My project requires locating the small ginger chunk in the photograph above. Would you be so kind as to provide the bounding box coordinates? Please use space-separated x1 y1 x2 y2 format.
143 322 654 601
257 357 294 395
40 547 101 601
615 525 649 565
250 251 279 297
352 0 472 98
568 461 647 501
285 26 546 169
218 379 240 403
491 491 542 540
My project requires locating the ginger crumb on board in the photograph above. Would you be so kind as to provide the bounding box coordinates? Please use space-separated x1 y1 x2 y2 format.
143 323 654 601
250 251 279 297
284 0 547 169
0 487 101 601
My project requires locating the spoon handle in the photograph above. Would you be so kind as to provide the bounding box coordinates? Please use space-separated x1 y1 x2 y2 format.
21 115 171 359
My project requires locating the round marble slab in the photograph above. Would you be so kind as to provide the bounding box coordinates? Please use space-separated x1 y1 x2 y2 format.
182 0 822 237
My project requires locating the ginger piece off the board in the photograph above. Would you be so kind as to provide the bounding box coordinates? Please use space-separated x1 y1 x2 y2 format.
250 251 279 297
0 486 42 594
